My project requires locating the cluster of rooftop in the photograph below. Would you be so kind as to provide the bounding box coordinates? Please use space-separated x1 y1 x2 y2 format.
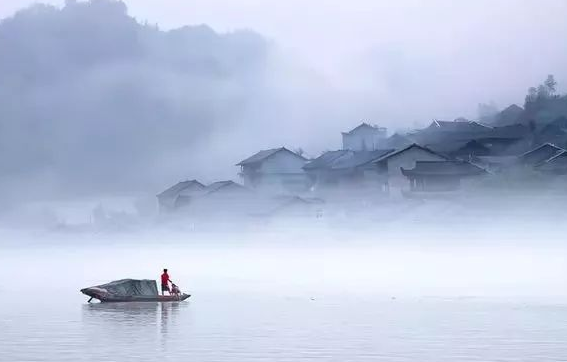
158 110 567 218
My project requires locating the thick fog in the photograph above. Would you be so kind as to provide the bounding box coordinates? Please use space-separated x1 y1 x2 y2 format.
1 0 567 202
2 4 567 361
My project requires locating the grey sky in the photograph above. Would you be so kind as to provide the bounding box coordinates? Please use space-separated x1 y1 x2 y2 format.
2 0 567 120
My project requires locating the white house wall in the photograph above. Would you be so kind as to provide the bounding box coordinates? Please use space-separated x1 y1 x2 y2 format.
342 129 387 151
243 151 308 192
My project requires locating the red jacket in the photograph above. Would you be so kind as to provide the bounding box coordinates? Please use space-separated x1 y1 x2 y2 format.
161 272 170 285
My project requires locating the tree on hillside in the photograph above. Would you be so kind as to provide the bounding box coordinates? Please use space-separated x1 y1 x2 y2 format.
544 74 557 95
525 74 559 111
524 74 567 125
525 87 538 105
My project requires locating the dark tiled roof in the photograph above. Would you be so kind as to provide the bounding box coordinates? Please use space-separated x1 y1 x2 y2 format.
401 161 487 177
487 124 530 139
303 150 349 170
518 143 566 166
204 180 248 194
304 149 393 170
373 144 449 163
428 120 492 132
331 149 394 169
535 151 567 173
450 138 526 157
237 147 305 166
157 180 205 198
384 133 414 149
426 140 470 155
473 156 518 166
535 150 567 164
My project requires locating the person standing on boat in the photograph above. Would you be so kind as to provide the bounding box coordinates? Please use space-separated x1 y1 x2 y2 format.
161 268 171 295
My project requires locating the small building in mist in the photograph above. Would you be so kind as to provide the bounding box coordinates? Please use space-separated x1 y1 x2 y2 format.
401 160 487 192
515 143 567 176
534 150 567 175
304 143 453 192
157 180 250 213
372 144 449 190
517 143 565 167
236 147 309 192
158 179 323 222
342 123 388 151
424 123 532 160
303 149 393 190
178 180 253 218
383 133 414 150
156 180 205 213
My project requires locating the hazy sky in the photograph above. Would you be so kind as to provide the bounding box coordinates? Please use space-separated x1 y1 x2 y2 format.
2 0 567 117
1 0 567 199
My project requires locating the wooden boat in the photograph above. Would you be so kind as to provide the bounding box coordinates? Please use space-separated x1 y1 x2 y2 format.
81 279 191 303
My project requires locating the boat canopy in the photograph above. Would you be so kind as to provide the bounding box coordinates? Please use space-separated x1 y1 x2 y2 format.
89 279 158 297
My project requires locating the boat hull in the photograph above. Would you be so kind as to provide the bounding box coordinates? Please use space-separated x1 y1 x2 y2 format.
81 287 190 303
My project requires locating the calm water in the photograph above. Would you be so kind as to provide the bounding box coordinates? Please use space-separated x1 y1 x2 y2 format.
1 231 567 361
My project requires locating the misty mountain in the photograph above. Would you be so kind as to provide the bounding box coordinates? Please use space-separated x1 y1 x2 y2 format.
0 0 276 200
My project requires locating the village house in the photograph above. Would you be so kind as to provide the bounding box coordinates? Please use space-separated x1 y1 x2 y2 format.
236 147 308 192
413 119 492 145
512 143 567 176
155 106 567 219
342 123 388 151
156 179 205 213
425 123 532 160
517 143 565 167
157 178 322 220
303 149 394 190
401 160 488 192
179 180 253 218
470 155 518 173
372 143 449 189
383 133 414 150
304 143 451 192
534 150 567 175
157 180 249 214
424 119 492 133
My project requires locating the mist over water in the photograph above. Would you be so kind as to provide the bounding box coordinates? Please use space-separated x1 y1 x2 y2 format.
1 1 567 361
1 219 567 361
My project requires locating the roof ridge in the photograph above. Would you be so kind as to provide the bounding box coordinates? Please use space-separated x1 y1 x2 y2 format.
237 147 306 166
520 142 566 158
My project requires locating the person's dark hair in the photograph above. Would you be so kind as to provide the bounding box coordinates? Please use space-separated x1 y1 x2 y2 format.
163 268 168 273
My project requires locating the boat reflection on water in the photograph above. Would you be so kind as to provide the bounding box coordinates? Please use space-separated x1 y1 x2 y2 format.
82 302 190 349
